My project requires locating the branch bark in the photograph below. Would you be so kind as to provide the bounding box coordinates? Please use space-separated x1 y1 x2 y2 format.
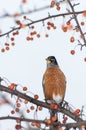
67 0 86 48
0 10 85 37
0 84 83 122
0 116 86 129
0 5 50 18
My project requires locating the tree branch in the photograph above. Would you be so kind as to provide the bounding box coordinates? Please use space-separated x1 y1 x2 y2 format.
0 84 83 122
67 0 86 48
0 116 45 124
0 10 85 38
64 121 86 129
0 116 86 129
0 5 50 18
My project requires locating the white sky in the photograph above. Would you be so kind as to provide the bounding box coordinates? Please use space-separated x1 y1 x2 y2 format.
0 0 86 129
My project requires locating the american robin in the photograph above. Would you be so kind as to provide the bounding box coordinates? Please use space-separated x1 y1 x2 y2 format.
42 56 66 105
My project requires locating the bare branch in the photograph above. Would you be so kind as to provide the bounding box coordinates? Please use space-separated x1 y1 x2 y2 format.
0 84 83 122
0 116 86 129
0 10 85 38
67 0 86 47
0 116 45 124
64 121 86 129
0 5 50 19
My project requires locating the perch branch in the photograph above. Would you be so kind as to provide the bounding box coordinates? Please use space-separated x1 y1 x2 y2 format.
0 84 83 122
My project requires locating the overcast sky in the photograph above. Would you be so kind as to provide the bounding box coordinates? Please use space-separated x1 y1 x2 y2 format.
0 0 86 129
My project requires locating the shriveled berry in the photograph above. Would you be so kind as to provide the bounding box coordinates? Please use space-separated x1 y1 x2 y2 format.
70 36 75 43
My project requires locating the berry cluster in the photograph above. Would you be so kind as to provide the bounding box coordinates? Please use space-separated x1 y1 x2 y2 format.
50 0 61 11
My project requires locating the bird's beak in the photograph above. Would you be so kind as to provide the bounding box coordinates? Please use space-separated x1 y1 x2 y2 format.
46 58 51 63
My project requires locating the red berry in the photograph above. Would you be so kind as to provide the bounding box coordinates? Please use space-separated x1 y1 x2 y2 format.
11 110 15 114
45 119 51 125
70 36 75 43
36 123 41 128
23 86 28 91
15 108 20 112
31 122 36 126
70 50 75 55
1 48 5 53
50 0 55 7
26 109 30 113
16 102 21 107
84 57 86 62
15 124 21 130
74 109 80 116
63 116 68 123
66 20 70 25
38 106 43 111
30 105 35 110
51 116 57 122
82 11 86 17
10 37 15 41
34 94 39 99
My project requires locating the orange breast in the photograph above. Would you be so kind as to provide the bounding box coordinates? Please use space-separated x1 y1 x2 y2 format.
43 67 66 100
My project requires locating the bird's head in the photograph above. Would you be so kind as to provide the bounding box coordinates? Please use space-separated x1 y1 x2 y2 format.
46 56 59 67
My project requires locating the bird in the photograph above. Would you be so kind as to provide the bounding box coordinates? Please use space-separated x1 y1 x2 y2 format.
42 56 66 106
